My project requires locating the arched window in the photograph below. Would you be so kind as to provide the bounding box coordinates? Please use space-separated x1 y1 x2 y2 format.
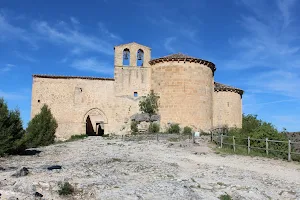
123 48 130 66
137 49 144 66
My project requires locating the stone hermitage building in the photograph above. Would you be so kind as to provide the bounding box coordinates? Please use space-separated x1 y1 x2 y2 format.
31 42 243 139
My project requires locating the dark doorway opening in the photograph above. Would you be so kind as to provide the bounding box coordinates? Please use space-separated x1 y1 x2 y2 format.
85 115 105 136
86 115 95 136
96 123 104 136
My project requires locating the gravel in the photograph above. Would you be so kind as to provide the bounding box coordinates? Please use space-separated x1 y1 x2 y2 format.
0 136 300 200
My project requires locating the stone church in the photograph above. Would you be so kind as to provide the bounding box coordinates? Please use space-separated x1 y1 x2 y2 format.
31 42 243 139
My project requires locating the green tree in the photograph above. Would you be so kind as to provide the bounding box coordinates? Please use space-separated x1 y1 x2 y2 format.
138 90 160 115
226 114 288 158
0 98 26 156
25 104 58 148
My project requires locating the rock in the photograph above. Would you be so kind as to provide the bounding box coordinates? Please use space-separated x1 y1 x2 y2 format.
47 165 62 170
8 197 19 200
137 121 149 133
34 192 43 198
12 167 29 177
38 181 50 190
0 166 5 171
132 113 150 122
150 115 160 122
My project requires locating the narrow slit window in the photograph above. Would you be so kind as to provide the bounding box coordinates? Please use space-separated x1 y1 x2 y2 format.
134 92 138 97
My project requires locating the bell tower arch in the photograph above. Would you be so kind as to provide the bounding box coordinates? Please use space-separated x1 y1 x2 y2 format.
113 42 152 97
114 42 151 67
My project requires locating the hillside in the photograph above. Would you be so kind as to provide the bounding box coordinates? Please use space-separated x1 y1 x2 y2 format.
0 137 300 200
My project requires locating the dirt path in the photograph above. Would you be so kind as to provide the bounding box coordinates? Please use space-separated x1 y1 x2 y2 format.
0 136 300 200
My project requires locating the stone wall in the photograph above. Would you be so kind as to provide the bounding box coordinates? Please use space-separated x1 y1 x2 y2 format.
31 76 143 140
151 61 214 132
213 91 242 128
114 66 150 97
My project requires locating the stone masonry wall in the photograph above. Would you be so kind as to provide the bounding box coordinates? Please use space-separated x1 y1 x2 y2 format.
114 42 151 97
31 77 142 140
213 91 242 128
151 61 214 132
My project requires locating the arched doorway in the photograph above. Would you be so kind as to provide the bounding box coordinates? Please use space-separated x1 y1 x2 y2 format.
83 108 107 136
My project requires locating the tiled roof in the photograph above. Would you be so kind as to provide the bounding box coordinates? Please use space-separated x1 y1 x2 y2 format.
162 53 197 59
149 53 216 72
214 82 244 95
33 74 114 81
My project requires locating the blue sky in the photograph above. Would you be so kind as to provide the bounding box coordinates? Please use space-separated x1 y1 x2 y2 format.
0 0 299 131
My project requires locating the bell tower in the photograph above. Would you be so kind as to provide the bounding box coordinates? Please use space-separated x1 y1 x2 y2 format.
114 42 151 67
113 42 152 97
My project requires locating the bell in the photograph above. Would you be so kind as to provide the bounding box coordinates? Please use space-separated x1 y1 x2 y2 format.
137 50 143 60
123 50 129 60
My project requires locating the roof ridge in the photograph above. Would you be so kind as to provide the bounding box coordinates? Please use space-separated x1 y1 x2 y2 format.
149 53 216 72
33 74 115 81
214 82 244 95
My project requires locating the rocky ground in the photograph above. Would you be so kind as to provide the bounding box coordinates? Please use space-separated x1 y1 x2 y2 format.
0 136 300 200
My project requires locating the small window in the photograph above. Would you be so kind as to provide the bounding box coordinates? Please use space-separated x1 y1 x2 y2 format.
134 92 138 97
38 100 40 103
227 102 230 107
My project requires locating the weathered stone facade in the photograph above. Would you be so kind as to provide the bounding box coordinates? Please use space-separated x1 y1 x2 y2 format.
31 42 243 139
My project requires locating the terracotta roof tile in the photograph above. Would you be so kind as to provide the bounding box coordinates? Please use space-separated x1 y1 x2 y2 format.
214 82 244 95
33 74 114 81
149 53 216 72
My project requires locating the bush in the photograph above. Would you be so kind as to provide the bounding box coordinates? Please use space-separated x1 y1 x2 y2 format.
0 98 26 156
66 134 88 142
25 104 58 148
224 114 288 158
58 182 74 196
131 121 138 134
139 90 160 115
148 123 160 133
219 194 232 200
183 126 192 135
167 123 180 134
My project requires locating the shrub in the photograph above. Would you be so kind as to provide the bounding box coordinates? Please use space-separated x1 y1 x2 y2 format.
25 104 58 148
131 121 138 134
58 182 74 196
66 134 88 142
139 90 160 115
183 126 192 135
219 194 232 200
148 122 160 133
0 98 26 156
167 123 180 134
224 114 288 158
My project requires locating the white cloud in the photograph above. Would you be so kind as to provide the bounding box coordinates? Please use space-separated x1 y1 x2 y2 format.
0 13 37 48
14 51 37 62
98 22 122 41
71 58 113 75
33 20 116 55
0 64 15 72
148 15 201 43
247 70 300 99
226 0 300 70
0 90 27 100
70 17 80 25
164 37 177 53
